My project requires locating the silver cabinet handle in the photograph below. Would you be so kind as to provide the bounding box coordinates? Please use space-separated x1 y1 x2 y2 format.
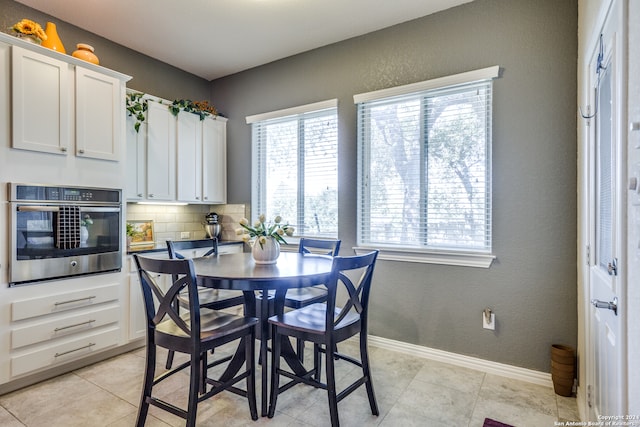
54 296 96 306
591 297 618 316
54 342 96 358
78 149 85 154
54 319 96 332
148 194 154 198
60 147 67 152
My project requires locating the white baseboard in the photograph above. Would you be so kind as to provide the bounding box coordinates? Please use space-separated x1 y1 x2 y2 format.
368 335 553 388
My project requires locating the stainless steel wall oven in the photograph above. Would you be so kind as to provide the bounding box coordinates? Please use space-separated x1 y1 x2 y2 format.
8 183 122 286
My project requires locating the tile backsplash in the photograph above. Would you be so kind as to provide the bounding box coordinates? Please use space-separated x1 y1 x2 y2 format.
126 203 249 244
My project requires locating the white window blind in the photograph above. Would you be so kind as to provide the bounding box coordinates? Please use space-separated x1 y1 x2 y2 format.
355 68 498 255
248 100 338 238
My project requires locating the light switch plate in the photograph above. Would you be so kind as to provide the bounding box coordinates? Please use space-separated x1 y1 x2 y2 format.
180 232 190 239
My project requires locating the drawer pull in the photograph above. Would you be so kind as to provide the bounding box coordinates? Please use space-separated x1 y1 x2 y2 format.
54 319 96 332
54 342 96 358
54 296 96 306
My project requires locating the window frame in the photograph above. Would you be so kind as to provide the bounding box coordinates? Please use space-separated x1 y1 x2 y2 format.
246 99 339 239
354 67 500 268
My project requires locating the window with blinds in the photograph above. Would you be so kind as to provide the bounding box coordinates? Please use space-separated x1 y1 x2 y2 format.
355 67 498 254
247 100 338 238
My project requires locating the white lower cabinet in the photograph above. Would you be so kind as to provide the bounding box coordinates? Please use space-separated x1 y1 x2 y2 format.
5 282 121 381
11 328 120 377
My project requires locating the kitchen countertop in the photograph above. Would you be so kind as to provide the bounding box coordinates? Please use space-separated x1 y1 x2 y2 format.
126 239 244 255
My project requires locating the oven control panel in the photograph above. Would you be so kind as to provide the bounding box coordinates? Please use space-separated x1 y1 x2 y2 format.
9 184 121 204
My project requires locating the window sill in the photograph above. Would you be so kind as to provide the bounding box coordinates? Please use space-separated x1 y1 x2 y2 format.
353 246 495 268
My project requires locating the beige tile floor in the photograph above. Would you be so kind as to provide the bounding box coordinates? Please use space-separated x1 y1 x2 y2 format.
0 340 579 427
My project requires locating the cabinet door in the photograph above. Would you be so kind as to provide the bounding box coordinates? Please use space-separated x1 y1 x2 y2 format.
202 118 227 204
125 117 147 200
75 66 122 161
11 46 71 155
128 274 146 340
176 112 202 202
146 100 176 201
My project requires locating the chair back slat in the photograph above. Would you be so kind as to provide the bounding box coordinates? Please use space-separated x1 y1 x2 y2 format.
167 238 218 259
298 238 341 256
134 254 201 338
325 250 378 331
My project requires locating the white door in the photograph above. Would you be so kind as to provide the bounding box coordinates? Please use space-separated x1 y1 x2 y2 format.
587 0 626 418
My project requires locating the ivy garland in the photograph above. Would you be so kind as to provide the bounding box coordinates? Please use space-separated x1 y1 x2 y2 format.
125 92 148 133
169 99 218 120
126 94 220 133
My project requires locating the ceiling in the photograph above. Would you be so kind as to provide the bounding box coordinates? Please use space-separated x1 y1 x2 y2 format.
16 0 472 81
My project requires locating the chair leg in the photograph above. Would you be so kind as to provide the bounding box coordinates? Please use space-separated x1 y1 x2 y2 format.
325 341 340 427
360 334 379 416
165 349 175 369
200 351 208 395
136 342 156 427
267 327 282 418
296 338 305 361
313 343 322 381
186 352 201 427
245 335 258 420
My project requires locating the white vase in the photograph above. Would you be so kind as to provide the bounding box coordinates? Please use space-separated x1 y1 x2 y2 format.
80 226 89 247
251 237 280 264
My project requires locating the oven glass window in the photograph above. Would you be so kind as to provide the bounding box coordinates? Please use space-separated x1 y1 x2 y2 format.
16 207 120 259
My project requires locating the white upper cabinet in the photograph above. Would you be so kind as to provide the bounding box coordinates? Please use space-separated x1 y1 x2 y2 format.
125 116 147 200
126 94 227 204
11 44 127 161
75 66 122 161
146 99 176 201
11 45 71 155
176 113 227 204
202 117 227 204
176 111 203 202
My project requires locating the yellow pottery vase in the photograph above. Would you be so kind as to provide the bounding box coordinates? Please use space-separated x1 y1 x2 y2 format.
41 22 66 54
72 44 99 65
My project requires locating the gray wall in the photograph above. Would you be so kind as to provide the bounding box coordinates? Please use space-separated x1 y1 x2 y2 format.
0 0 210 101
1 0 578 372
212 0 578 372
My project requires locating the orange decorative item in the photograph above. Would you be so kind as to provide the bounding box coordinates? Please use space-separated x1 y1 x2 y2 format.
40 22 66 53
72 44 99 65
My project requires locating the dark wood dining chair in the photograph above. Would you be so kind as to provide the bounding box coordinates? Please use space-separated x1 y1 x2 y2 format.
267 250 380 427
255 238 340 353
164 238 245 369
284 238 341 359
133 254 258 427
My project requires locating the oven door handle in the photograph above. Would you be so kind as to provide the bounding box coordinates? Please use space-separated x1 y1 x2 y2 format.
17 205 60 212
17 206 120 213
80 207 121 213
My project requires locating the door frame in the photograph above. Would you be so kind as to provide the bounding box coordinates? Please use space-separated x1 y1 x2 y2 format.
578 0 630 419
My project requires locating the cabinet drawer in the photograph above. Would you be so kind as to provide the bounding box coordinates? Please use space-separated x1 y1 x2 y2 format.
11 283 120 321
11 327 120 377
11 305 120 349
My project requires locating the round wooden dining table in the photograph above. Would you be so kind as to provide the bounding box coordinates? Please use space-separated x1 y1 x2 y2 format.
191 251 334 416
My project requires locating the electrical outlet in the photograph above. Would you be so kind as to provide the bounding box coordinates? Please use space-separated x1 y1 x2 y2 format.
180 231 190 239
483 312 496 330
